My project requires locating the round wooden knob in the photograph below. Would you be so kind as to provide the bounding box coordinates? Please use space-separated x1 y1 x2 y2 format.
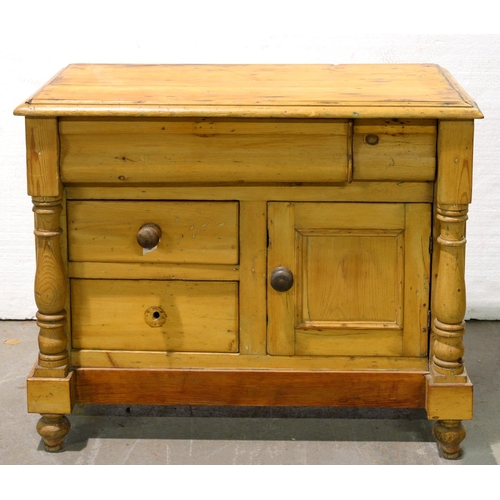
365 133 379 145
137 223 162 249
270 266 294 292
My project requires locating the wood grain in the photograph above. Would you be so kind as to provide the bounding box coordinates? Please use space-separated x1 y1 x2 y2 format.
403 204 431 356
71 349 429 372
437 121 474 206
353 119 436 181
267 202 296 355
68 262 239 281
75 368 427 408
295 329 403 357
33 198 69 376
426 374 473 420
66 183 435 203
25 118 61 197
431 121 474 382
67 201 239 265
71 349 429 371
15 64 483 119
239 201 267 355
27 366 75 414
17 64 481 457
60 118 349 184
267 202 430 358
71 279 239 352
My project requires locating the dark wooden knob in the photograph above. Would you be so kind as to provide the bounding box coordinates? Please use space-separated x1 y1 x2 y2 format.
137 223 162 249
270 266 294 292
365 133 379 145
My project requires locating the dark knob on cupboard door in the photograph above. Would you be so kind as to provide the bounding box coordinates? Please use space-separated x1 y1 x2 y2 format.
270 266 294 292
137 223 162 249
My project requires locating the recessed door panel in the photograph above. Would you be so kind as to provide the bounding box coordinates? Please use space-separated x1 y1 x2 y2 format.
300 229 404 324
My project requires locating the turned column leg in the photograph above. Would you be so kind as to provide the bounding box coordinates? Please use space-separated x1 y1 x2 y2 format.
33 199 68 376
32 198 71 451
24 118 73 451
429 120 475 459
431 205 469 459
432 205 467 379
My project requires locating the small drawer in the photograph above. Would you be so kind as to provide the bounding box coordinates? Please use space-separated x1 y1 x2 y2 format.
353 119 436 181
59 118 350 184
71 279 239 352
67 200 238 264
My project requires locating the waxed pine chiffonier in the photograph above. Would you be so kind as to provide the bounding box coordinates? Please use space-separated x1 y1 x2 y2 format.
15 64 482 458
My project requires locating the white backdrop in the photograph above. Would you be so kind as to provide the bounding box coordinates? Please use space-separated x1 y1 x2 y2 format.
1 2 499 319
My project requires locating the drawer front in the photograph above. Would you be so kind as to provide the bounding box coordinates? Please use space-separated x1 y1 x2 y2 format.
71 279 239 352
67 200 238 264
59 118 350 184
353 119 436 181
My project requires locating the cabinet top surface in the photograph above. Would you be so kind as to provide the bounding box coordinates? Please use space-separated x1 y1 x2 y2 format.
14 64 482 119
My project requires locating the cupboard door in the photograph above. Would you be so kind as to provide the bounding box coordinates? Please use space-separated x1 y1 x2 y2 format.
267 203 430 357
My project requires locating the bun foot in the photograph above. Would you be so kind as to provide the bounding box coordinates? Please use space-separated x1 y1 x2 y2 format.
433 420 466 459
36 414 71 452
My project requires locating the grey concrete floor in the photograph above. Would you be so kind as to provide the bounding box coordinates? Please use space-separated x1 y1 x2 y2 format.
0 320 498 465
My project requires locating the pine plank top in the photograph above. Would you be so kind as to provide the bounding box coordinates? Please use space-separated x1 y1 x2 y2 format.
14 64 483 119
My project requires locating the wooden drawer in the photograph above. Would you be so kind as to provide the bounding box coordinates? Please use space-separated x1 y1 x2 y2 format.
353 119 436 181
71 279 239 352
67 200 238 264
59 118 350 184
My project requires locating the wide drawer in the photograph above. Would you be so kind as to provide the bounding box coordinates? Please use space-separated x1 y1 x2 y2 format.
353 119 436 181
71 279 239 352
67 200 238 264
59 118 350 184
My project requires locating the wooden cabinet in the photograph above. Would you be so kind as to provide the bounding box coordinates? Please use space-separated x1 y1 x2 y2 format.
15 64 482 458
